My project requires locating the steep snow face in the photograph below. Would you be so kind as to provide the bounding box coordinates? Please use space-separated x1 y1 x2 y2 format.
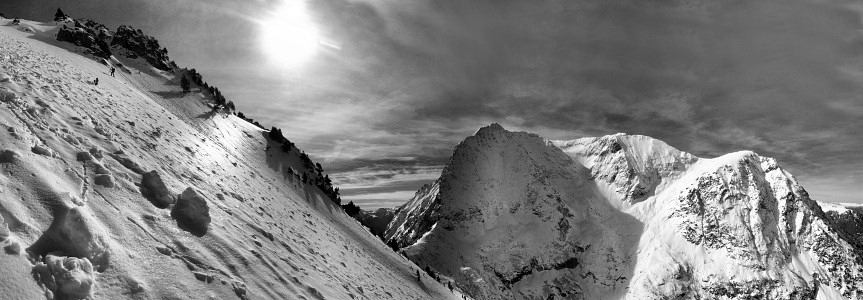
394 125 863 299
397 124 642 299
0 19 461 300
626 152 863 299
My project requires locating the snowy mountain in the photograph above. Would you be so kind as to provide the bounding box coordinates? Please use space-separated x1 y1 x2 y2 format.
385 124 863 299
0 17 462 300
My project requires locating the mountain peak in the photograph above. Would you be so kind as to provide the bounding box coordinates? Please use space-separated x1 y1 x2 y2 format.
473 122 506 136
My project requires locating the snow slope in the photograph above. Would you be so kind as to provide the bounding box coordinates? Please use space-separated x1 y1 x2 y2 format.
0 18 461 300
387 124 863 299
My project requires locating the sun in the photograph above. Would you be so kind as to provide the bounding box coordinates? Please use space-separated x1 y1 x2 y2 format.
260 0 320 67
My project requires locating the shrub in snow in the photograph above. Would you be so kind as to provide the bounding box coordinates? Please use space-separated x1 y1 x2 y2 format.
171 187 211 236
140 171 174 208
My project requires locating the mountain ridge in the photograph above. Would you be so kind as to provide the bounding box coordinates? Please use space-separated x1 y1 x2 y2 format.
383 123 863 299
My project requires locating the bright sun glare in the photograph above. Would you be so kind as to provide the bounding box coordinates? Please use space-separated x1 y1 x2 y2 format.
260 0 320 67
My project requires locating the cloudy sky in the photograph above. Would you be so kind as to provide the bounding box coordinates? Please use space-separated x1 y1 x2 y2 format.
3 0 861 209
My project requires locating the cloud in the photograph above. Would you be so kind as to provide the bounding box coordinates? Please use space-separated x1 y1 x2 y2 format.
6 0 860 204
297 0 863 204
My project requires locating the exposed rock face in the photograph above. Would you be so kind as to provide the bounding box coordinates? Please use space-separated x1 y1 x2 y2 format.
55 19 112 58
53 18 173 71
171 187 211 236
140 171 174 208
388 124 863 299
110 25 172 71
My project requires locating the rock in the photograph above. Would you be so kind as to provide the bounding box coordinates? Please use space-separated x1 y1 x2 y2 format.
32 254 95 299
93 174 114 188
155 245 172 256
93 163 111 175
76 152 93 162
109 152 144 174
232 281 248 299
171 188 211 236
0 149 19 163
55 24 110 58
140 171 174 208
192 271 208 282
111 25 172 71
31 145 54 157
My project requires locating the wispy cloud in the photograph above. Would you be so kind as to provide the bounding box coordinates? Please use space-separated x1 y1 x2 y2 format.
7 0 860 205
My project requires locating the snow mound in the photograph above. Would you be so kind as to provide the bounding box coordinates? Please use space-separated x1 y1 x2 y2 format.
31 254 95 300
171 187 211 236
28 206 112 270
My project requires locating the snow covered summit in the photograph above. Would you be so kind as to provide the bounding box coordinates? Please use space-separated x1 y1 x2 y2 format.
385 124 863 299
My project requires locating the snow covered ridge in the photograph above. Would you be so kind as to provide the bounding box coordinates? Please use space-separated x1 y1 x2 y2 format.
0 17 463 299
385 123 863 299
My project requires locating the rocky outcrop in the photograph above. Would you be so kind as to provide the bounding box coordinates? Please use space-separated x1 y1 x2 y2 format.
110 25 172 71
55 19 111 58
171 187 211 236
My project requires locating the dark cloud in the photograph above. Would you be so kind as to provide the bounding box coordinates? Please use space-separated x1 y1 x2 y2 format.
3 0 860 205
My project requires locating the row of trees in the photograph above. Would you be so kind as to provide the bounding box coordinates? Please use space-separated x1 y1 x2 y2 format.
268 127 343 205
180 68 235 111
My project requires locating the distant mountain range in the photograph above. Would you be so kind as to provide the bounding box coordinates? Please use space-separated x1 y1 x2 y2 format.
376 123 863 299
